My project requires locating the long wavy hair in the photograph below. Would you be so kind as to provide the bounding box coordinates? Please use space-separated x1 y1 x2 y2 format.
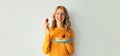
51 6 71 32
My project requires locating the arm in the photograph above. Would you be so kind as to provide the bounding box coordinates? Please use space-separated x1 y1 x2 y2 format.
42 18 51 54
42 31 51 54
65 29 75 55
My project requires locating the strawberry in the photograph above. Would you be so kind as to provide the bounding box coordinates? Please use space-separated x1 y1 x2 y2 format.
62 34 65 38
45 18 49 22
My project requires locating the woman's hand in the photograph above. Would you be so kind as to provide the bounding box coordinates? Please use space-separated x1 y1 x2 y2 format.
44 18 50 34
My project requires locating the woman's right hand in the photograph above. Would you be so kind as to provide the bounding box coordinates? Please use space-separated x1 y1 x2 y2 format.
44 18 50 33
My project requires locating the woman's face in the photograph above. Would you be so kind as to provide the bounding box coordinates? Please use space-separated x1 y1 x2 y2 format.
55 8 65 23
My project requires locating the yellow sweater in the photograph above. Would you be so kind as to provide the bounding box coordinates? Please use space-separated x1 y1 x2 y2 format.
42 27 74 56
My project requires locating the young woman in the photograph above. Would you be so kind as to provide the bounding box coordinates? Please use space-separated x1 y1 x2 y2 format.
42 5 74 56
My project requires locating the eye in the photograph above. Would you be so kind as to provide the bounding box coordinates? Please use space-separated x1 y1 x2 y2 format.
56 13 59 15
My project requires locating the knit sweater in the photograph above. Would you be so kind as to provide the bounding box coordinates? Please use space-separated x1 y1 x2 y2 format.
42 27 74 56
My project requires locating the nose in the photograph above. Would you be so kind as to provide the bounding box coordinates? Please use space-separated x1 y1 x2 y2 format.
58 14 62 18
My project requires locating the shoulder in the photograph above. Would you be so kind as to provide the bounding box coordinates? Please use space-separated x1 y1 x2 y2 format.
49 27 56 31
70 28 74 33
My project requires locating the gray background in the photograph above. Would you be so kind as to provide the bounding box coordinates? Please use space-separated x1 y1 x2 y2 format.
0 0 120 56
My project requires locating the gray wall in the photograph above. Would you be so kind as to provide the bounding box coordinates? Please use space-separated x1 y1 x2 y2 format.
0 0 120 56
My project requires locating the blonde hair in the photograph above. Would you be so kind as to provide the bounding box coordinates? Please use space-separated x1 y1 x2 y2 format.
51 6 71 32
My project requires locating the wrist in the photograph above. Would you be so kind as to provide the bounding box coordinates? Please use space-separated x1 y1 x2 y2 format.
46 29 50 34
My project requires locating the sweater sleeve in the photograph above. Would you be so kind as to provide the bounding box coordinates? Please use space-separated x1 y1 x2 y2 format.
42 30 51 54
65 29 74 55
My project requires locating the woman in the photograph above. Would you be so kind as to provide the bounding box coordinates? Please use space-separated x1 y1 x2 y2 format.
42 5 74 56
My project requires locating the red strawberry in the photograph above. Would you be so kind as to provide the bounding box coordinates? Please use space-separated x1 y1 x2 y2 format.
62 34 65 38
45 18 49 22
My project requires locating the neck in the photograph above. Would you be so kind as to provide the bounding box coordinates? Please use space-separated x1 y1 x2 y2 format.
57 22 63 28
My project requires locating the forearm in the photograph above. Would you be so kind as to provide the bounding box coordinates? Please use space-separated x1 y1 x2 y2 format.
65 42 74 55
42 33 51 54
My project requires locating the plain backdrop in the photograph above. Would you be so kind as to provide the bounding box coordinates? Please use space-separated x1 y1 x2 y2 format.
0 0 120 56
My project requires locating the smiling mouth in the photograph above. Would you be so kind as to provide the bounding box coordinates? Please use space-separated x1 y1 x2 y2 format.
57 18 62 21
